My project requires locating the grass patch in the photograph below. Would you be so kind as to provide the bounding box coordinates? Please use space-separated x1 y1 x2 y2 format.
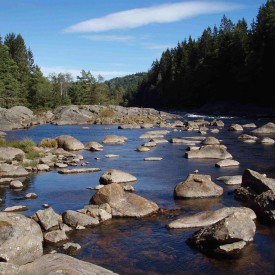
0 138 38 158
38 138 57 148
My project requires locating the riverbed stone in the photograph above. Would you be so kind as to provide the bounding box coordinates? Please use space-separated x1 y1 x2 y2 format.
216 175 242 185
202 136 220 145
215 159 240 167
185 145 232 159
90 183 159 218
9 180 23 189
102 135 127 144
174 173 223 199
229 124 243 131
56 135 84 151
44 229 68 244
35 207 61 231
62 210 99 228
238 134 258 142
167 207 256 229
99 169 137 185
0 212 43 265
0 163 29 177
0 147 25 162
187 212 256 257
3 205 28 212
18 253 117 274
85 141 104 151
261 137 275 144
252 122 275 134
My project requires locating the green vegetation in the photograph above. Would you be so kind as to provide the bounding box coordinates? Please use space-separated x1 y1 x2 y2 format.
0 33 141 109
0 1 274 111
0 138 39 159
38 138 57 148
129 0 275 109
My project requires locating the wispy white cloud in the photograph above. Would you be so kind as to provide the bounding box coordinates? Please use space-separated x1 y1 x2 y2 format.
64 1 242 33
142 43 174 50
83 35 135 42
41 66 133 80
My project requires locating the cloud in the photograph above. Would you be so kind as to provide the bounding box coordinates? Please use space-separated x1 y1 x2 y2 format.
64 1 242 33
142 43 174 50
83 35 135 42
41 66 133 80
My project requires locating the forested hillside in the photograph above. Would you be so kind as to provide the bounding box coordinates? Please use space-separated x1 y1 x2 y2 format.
1 0 274 111
129 0 275 109
0 35 131 110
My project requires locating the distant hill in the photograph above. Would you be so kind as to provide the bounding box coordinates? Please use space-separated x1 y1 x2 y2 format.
106 72 146 91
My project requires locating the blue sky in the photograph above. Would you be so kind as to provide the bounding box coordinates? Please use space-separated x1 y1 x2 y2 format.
0 0 267 80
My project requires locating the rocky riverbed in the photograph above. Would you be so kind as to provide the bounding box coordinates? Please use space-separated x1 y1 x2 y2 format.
0 105 275 274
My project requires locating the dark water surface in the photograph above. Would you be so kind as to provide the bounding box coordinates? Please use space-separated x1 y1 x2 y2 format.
2 113 275 274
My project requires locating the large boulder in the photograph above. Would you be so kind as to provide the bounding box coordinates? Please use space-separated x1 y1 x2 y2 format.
187 212 256 257
167 207 256 229
234 169 275 223
174 174 223 199
252 122 275 134
185 145 232 159
0 106 35 131
0 147 25 161
19 253 117 274
56 135 84 151
0 163 29 177
90 183 159 218
0 212 43 265
99 169 137 185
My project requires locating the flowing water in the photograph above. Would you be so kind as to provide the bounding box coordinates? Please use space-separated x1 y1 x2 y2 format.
2 112 275 274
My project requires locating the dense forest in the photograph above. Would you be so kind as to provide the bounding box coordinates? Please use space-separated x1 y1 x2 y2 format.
0 34 137 110
128 0 275 109
0 0 274 111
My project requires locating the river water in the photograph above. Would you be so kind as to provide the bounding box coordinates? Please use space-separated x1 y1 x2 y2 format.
2 112 275 274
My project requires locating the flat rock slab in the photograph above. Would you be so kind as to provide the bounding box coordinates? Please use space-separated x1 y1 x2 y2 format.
3 205 28 212
167 206 256 229
105 154 119 158
144 157 163 161
58 168 101 174
215 159 240 167
19 253 117 275
102 135 127 144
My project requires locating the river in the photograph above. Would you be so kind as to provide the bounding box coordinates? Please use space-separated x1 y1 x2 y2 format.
2 112 275 274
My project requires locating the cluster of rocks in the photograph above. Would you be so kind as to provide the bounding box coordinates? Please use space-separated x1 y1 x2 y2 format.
1 106 275 268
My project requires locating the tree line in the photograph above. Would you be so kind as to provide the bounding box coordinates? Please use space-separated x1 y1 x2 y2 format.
0 34 135 110
128 0 275 109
